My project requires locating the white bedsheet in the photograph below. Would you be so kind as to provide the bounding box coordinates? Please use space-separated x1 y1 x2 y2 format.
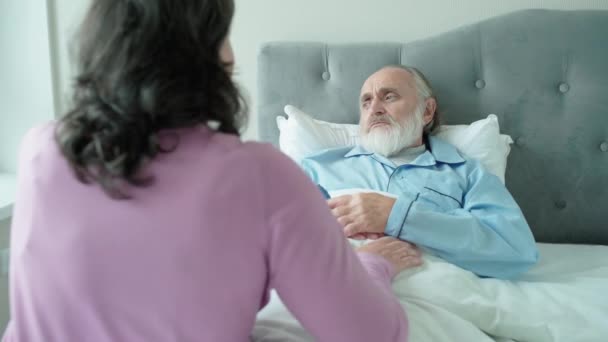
252 243 608 342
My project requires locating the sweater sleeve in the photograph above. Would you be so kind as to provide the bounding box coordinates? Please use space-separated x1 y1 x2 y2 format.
256 145 408 342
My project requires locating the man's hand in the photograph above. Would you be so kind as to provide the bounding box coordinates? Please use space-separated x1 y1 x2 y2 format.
328 192 396 238
356 237 422 273
350 233 384 240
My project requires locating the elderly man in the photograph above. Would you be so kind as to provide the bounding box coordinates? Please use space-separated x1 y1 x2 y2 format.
300 66 538 279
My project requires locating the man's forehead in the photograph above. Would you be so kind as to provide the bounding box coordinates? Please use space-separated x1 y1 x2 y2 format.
360 68 413 94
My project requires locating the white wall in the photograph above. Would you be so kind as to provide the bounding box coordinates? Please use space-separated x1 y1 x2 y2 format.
0 0 55 173
48 0 91 117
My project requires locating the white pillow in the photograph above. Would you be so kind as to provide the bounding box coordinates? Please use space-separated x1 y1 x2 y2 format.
276 105 513 183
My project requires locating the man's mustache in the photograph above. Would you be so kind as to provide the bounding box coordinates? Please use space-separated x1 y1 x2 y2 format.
368 116 396 127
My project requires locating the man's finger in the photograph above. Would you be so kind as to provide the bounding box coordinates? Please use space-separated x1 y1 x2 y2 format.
392 246 418 256
337 215 353 227
393 247 420 258
403 256 423 266
344 223 363 237
375 236 399 243
327 195 350 209
386 240 416 249
399 256 424 269
331 206 350 218
350 234 366 240
367 233 384 240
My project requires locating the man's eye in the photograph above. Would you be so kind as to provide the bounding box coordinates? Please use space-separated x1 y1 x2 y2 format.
385 94 397 101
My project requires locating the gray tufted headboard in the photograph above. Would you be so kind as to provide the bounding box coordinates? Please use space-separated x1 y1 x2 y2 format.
257 9 608 245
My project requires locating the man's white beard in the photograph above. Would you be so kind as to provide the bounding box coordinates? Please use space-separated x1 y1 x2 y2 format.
360 103 425 157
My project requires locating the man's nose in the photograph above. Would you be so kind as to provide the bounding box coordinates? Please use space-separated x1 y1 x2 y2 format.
370 98 385 116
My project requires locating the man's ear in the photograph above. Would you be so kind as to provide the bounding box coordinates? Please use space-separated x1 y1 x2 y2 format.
423 98 437 125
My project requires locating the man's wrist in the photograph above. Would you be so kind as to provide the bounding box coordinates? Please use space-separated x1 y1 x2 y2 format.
385 193 418 238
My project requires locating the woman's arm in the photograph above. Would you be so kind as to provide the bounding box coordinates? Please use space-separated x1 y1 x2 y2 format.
256 145 408 342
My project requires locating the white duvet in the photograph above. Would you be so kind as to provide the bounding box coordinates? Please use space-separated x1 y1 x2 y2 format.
253 243 608 342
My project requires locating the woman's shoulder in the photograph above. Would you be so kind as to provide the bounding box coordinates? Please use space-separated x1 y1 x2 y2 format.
238 140 303 177
18 121 57 159
23 120 56 141
206 131 295 172
208 134 314 196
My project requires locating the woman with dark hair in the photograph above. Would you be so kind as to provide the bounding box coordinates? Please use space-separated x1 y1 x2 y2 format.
2 0 415 341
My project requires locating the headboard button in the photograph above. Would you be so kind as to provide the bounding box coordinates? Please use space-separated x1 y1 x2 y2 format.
322 72 331 81
555 200 567 210
600 142 608 152
515 137 526 146
559 83 570 93
475 80 486 89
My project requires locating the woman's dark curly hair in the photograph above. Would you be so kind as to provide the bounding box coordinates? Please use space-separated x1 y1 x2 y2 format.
55 0 245 198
